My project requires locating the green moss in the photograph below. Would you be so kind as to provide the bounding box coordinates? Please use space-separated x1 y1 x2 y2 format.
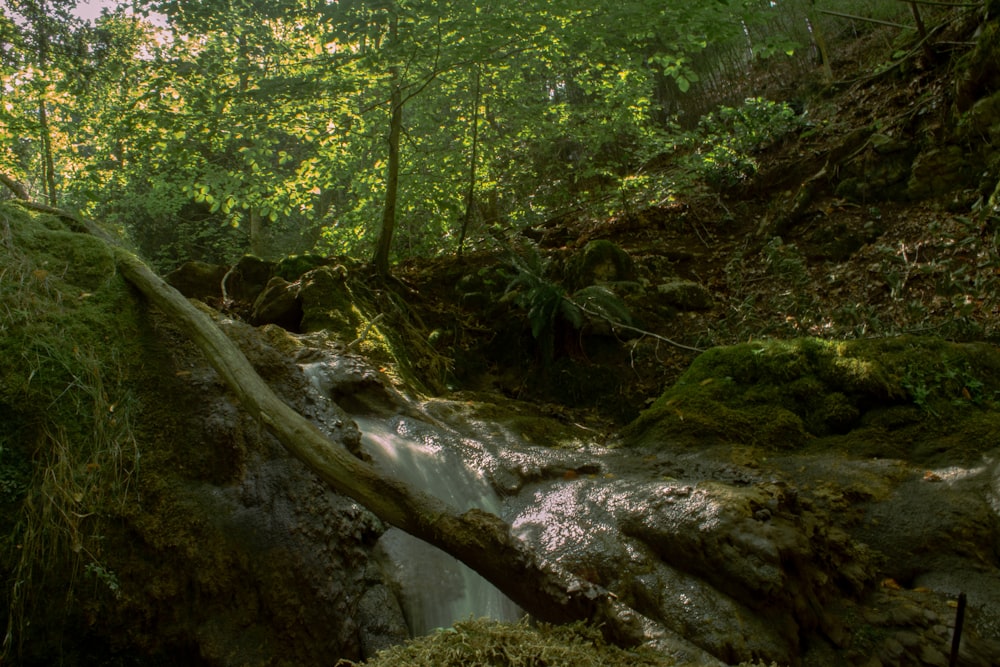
0 203 146 659
0 204 142 415
624 336 1000 462
341 618 741 667
565 240 635 290
274 253 326 281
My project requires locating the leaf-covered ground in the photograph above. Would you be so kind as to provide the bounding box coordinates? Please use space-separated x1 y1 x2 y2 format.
394 10 1000 426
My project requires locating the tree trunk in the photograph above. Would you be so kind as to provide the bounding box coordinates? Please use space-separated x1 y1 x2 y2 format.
249 207 266 257
457 65 481 259
373 77 402 276
0 177 721 664
38 99 58 206
372 14 402 277
1 172 30 201
807 2 833 83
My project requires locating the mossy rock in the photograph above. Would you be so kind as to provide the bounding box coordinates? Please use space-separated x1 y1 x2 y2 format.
955 19 1000 112
251 276 303 329
623 336 1000 463
962 89 1000 136
274 253 327 282
348 618 725 667
907 146 970 199
656 280 713 311
224 255 274 304
6 210 117 291
165 260 227 299
0 204 152 659
299 265 363 336
565 240 635 291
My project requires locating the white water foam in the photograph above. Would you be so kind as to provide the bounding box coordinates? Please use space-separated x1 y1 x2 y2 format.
354 415 521 635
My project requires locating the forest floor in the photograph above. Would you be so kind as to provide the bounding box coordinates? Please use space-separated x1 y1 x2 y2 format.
393 13 1000 428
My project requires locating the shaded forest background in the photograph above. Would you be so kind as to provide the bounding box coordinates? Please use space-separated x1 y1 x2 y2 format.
2 0 957 273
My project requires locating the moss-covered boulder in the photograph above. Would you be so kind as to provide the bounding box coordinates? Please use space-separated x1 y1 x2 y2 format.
251 275 303 329
165 260 228 300
907 146 970 199
623 336 1000 463
0 204 391 666
223 254 274 304
299 265 364 335
962 89 1000 140
274 253 328 281
656 279 713 311
565 240 635 291
955 18 1000 112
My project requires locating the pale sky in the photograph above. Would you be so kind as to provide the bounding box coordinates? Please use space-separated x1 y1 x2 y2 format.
72 0 119 22
71 0 168 27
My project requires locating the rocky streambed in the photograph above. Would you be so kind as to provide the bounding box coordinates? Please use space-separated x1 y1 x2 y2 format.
3 206 1000 667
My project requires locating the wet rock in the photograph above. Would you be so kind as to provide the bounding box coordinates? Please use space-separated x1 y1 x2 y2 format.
165 260 227 300
632 562 795 664
356 578 410 658
656 280 713 311
251 275 302 329
76 310 388 667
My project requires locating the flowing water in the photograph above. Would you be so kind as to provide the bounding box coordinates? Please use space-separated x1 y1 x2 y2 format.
353 415 522 635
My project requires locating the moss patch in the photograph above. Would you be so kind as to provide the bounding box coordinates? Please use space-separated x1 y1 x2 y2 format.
339 618 774 667
623 336 1000 463
0 203 147 661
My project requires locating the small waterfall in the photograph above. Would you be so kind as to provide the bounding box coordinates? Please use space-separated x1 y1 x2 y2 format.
353 415 522 635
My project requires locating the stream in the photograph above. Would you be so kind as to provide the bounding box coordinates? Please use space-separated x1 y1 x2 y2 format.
299 356 522 635
295 349 1000 665
353 414 522 635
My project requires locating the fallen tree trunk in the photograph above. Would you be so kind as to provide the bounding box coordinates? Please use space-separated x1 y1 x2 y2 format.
113 248 610 627
111 250 684 644
2 183 718 662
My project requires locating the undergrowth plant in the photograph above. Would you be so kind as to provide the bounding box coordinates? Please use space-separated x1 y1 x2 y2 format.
0 205 140 660
686 97 803 188
503 245 632 364
337 617 781 667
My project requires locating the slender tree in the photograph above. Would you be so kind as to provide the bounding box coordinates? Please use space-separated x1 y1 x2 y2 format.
373 9 401 276
5 0 79 205
456 64 481 258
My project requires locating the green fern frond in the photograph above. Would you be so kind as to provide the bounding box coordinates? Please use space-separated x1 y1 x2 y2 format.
558 297 584 330
571 285 632 327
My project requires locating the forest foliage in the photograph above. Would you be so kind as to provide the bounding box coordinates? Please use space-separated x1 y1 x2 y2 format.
1 0 928 271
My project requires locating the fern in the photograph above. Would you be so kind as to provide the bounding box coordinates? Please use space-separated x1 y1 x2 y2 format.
571 285 633 328
503 246 633 363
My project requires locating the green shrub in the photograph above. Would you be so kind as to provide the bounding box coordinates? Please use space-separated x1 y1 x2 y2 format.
687 97 803 187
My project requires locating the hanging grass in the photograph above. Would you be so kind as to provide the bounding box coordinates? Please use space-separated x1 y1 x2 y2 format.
339 618 779 667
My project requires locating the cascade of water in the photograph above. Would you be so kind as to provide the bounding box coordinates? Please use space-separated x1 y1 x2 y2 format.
353 415 521 635
298 359 520 634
